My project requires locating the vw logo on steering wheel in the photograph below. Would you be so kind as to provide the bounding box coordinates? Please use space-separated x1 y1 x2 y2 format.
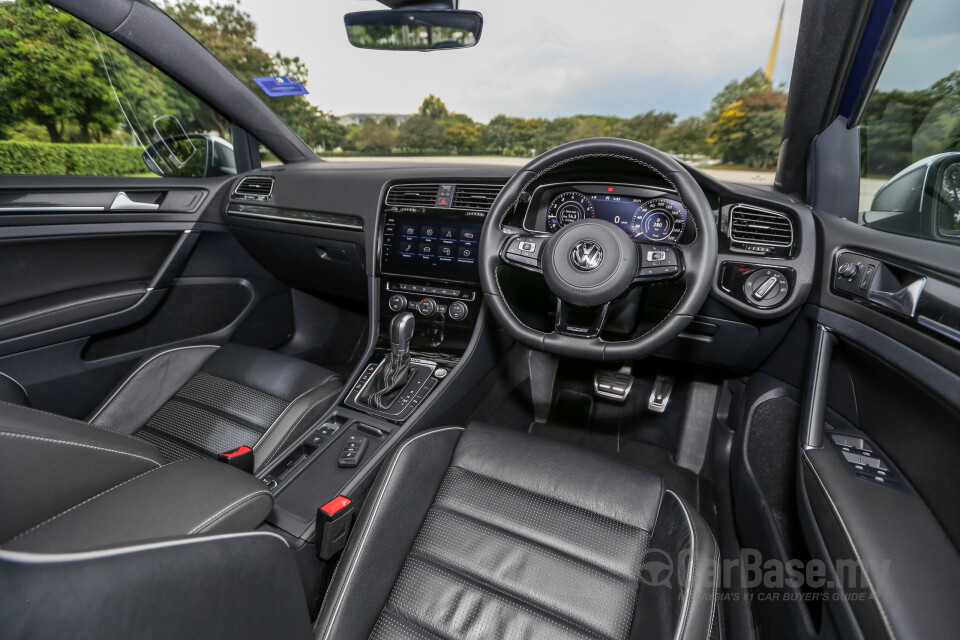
570 240 604 271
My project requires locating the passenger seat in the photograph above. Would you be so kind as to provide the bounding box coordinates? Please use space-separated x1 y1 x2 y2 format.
85 343 343 472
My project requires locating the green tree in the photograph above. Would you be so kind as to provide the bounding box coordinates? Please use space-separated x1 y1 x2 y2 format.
163 1 324 143
611 111 677 146
509 118 547 153
351 118 396 153
445 122 481 154
483 114 517 153
708 91 787 168
306 110 346 151
533 117 574 152
418 94 450 120
0 0 130 142
706 69 772 121
660 116 711 156
861 71 960 175
397 115 445 152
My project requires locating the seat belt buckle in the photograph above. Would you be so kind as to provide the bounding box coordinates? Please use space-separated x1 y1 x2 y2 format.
218 445 254 473
317 496 354 560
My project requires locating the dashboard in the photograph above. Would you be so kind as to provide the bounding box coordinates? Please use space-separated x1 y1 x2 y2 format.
523 183 692 244
223 161 817 371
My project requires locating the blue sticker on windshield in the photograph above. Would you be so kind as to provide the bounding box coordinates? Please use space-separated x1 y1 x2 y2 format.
253 76 309 97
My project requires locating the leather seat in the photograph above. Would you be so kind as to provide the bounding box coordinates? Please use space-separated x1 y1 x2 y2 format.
86 343 343 472
315 424 719 640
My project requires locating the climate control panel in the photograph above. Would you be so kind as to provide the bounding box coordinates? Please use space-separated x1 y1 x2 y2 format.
384 281 479 325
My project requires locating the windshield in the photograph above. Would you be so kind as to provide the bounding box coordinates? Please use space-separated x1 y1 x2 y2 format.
166 0 801 183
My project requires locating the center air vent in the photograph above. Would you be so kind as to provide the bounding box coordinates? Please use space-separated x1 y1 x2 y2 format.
729 205 794 248
233 176 274 201
451 184 503 211
385 184 440 208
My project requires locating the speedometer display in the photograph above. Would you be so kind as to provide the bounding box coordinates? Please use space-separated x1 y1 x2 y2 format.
547 191 595 232
536 186 689 244
629 198 686 242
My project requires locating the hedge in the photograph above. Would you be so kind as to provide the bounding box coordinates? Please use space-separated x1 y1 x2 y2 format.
0 140 147 176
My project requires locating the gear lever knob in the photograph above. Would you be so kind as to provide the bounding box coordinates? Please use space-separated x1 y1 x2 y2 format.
390 312 415 357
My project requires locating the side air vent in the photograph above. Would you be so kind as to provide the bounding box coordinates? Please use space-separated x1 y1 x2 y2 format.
385 184 440 208
233 176 275 201
729 205 794 248
451 184 503 211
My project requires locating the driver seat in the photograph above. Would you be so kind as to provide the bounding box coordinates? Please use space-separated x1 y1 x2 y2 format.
315 424 719 640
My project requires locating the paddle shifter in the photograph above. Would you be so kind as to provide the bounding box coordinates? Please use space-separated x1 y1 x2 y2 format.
364 312 415 410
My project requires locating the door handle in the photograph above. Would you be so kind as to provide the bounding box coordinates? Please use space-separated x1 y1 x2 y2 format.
866 271 926 317
110 192 160 211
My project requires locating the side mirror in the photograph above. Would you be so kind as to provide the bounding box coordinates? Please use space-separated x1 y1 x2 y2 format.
865 152 960 241
142 133 237 178
344 10 482 51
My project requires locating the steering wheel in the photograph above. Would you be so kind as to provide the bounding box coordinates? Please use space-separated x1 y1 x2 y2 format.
479 138 717 361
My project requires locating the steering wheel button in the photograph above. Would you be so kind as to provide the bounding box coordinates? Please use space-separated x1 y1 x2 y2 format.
659 248 679 267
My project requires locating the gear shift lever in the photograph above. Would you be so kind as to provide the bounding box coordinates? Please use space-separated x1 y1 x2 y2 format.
390 311 415 358
366 312 415 410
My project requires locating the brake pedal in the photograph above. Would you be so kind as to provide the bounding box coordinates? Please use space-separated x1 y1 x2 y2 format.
648 375 674 413
594 365 634 403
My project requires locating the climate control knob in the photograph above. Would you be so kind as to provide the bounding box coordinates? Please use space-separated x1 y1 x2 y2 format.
448 301 469 321
387 294 408 312
416 298 438 318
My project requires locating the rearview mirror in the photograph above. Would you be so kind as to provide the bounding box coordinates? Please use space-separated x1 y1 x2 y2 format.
344 10 482 51
142 134 237 179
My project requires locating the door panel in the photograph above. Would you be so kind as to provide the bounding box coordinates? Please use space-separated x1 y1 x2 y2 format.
0 231 196 356
0 177 294 418
793 209 960 640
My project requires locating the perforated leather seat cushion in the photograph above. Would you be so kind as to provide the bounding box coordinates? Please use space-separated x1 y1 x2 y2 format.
136 372 292 462
371 465 654 639
88 344 343 471
315 424 718 640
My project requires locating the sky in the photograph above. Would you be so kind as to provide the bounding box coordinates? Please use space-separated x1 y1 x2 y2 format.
229 0 803 123
873 0 960 93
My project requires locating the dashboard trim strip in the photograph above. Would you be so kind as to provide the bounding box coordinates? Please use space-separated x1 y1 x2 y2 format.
226 206 363 231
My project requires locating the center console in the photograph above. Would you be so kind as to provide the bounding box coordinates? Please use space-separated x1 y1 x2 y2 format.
259 183 499 556
341 186 489 421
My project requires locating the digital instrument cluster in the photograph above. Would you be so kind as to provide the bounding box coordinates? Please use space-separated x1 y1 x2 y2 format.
536 187 689 244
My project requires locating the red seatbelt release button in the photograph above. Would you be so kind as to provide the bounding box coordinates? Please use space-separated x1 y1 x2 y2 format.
317 496 354 560
320 495 352 516
218 445 254 473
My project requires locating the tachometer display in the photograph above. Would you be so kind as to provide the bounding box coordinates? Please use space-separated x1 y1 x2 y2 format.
630 198 686 242
547 191 595 232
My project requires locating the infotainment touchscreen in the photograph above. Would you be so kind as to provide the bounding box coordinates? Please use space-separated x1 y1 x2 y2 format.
381 211 484 283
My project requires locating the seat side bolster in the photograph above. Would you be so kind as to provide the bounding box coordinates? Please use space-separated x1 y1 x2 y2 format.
87 344 221 434
633 490 719 640
0 370 29 407
314 426 465 640
0 532 312 640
